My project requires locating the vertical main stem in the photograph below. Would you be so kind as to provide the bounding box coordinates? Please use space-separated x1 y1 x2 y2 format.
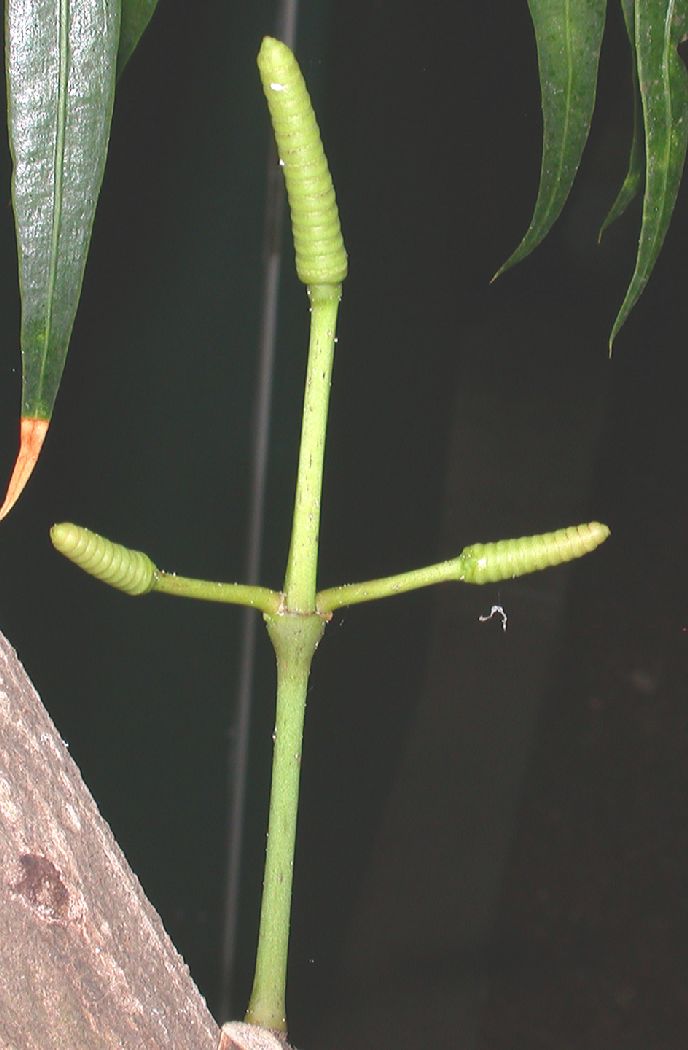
283 285 341 612
247 283 339 1031
245 612 325 1032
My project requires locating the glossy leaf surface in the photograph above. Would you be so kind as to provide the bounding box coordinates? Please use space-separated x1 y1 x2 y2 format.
493 0 607 279
610 0 688 346
1 0 121 518
7 0 121 419
118 0 159 76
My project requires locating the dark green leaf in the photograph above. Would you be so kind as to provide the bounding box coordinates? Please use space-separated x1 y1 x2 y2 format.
493 0 607 280
598 0 644 241
0 0 121 519
7 0 121 421
610 0 688 347
118 0 160 77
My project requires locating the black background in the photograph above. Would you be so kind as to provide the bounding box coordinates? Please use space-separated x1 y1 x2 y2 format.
1 3 687 1048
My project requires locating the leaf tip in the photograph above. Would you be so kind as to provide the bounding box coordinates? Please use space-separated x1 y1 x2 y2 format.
491 254 517 284
0 417 49 521
608 321 621 358
490 243 526 284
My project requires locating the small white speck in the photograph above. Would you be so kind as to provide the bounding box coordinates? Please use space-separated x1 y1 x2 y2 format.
479 604 508 632
270 82 286 92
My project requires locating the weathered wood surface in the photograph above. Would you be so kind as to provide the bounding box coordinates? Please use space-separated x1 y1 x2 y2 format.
0 629 221 1049
220 1022 293 1049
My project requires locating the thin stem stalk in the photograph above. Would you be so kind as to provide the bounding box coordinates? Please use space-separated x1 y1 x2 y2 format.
317 551 469 613
245 612 325 1032
283 285 341 612
153 571 281 613
246 283 340 1031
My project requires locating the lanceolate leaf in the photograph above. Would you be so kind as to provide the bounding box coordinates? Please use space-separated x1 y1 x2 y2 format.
118 0 159 77
0 0 121 520
493 0 607 280
610 0 688 347
598 0 644 241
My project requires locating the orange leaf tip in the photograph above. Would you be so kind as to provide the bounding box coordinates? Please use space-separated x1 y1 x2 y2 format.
0 417 50 521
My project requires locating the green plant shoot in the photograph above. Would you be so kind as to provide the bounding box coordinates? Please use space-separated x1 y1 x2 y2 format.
49 36 610 1039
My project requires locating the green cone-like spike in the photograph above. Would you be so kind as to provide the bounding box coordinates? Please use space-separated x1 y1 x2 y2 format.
257 37 347 287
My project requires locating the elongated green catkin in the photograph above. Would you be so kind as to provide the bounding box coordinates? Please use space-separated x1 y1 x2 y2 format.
51 522 157 596
257 37 347 286
459 521 610 584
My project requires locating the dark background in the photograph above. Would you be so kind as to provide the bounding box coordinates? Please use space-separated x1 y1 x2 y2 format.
1 3 687 1048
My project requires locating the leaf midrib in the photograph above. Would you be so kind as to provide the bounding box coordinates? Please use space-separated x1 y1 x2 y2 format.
39 0 70 401
543 0 575 222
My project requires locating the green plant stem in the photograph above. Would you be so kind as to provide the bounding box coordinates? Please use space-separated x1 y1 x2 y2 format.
317 551 470 613
153 570 281 613
245 282 339 1031
283 284 341 612
245 611 325 1032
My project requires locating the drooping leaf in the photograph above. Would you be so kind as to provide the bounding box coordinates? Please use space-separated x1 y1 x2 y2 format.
0 0 121 520
610 0 688 347
493 0 607 280
598 0 644 240
118 0 160 77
